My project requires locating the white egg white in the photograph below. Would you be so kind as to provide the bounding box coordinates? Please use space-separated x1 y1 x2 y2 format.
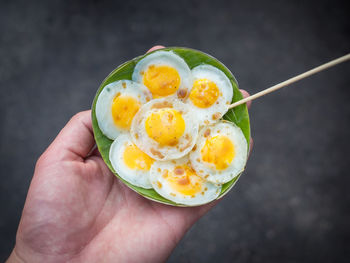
186 64 233 125
150 156 222 206
109 134 153 189
132 50 192 99
189 121 248 184
95 80 152 140
130 98 199 161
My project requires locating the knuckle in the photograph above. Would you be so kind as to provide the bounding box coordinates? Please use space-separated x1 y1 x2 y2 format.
35 152 48 169
71 111 85 122
70 110 90 125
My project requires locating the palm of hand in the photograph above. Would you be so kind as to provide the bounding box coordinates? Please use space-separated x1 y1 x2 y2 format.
12 112 211 263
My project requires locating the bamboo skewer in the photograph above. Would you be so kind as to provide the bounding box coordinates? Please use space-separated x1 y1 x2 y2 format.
229 53 350 109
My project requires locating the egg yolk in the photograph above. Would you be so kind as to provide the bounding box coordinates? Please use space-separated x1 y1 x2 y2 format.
123 144 154 170
145 108 185 146
189 78 220 108
111 95 140 130
201 135 235 170
166 165 203 196
143 65 181 97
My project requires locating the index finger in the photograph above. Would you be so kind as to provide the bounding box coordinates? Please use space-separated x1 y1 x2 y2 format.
147 45 165 53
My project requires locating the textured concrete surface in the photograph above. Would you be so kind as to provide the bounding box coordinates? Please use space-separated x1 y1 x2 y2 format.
0 0 349 262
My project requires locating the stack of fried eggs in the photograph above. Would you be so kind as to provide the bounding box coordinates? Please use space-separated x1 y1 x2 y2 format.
95 50 248 206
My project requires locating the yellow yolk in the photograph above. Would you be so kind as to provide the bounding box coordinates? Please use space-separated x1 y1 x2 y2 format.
167 165 203 196
201 135 235 170
111 95 140 129
123 144 154 170
145 108 185 146
189 78 220 108
143 65 181 97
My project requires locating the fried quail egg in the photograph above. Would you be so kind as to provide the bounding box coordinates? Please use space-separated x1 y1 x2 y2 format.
130 98 199 161
186 64 233 125
150 156 221 206
132 51 192 100
190 121 248 184
96 80 152 140
109 134 154 189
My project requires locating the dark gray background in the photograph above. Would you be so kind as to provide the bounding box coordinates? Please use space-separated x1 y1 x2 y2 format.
1 0 349 262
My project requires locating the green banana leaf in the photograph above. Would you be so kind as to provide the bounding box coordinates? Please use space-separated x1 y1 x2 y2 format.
91 47 250 206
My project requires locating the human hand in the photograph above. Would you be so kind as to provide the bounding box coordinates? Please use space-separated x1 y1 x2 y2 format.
8 46 253 263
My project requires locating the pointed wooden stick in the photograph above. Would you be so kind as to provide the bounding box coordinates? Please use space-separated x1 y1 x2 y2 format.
229 53 350 109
